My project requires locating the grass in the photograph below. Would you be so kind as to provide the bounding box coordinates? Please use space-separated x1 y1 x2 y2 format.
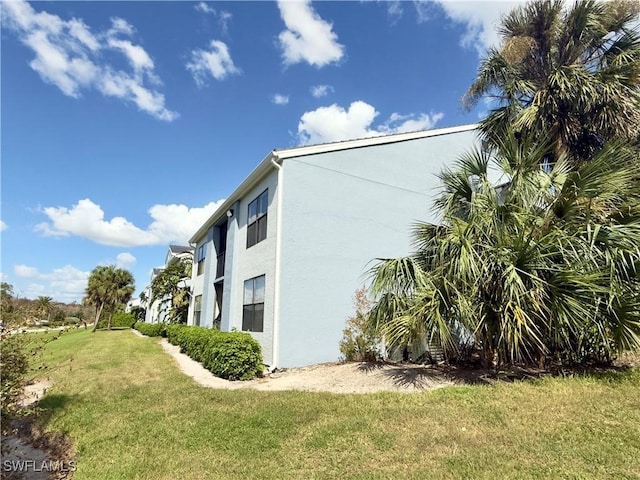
29 329 640 479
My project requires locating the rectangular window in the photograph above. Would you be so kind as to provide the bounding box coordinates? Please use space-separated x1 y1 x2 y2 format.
242 275 265 332
193 295 202 326
196 244 206 276
247 190 268 248
215 222 227 279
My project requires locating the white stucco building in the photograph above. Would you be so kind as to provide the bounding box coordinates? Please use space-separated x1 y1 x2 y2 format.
188 124 479 368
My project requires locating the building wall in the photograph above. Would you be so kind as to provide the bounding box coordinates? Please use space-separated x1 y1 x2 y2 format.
189 171 280 365
276 129 479 367
225 172 279 365
187 232 212 327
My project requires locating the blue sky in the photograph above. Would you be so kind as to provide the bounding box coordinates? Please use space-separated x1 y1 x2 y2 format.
1 0 522 302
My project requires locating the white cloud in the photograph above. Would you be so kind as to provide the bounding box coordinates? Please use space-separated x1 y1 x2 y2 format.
310 84 333 98
194 2 232 34
15 264 40 278
13 264 90 302
107 38 155 74
0 221 7 232
297 101 444 145
108 17 135 37
217 11 233 34
272 94 290 105
386 1 404 24
277 0 344 67
379 111 444 135
35 198 226 247
432 1 523 55
187 40 240 86
413 0 434 23
195 2 216 15
2 0 177 121
116 252 136 269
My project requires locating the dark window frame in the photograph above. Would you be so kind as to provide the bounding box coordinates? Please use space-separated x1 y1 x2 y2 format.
242 275 265 332
246 190 268 248
193 295 202 326
196 244 206 276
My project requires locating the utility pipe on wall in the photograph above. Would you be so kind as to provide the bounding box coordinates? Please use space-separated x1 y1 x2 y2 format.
269 155 283 372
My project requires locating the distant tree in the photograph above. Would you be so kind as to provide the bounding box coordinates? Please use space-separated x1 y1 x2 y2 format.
1 282 14 300
84 266 135 332
0 283 14 325
36 296 53 323
150 258 192 324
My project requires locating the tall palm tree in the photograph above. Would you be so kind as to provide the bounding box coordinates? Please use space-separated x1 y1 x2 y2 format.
36 296 53 323
85 266 135 332
464 0 640 164
368 132 640 368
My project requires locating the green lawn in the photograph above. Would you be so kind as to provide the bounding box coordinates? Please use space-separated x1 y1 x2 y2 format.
31 329 640 479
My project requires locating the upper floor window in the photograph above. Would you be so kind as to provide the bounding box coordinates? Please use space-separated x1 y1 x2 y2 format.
247 190 268 248
196 244 206 276
242 275 265 332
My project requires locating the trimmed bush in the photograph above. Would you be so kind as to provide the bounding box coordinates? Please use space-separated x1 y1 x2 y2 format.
202 332 263 380
166 325 263 380
134 322 166 337
111 312 136 329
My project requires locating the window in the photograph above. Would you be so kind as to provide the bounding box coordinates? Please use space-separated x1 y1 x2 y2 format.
196 244 206 276
193 295 202 326
215 222 227 279
242 275 265 332
247 190 268 248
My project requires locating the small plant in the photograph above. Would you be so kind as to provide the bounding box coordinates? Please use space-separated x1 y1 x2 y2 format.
339 288 381 362
0 329 60 437
0 333 30 432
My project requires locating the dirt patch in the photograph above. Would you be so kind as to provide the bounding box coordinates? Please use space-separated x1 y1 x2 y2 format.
160 338 458 393
2 380 76 480
152 333 638 393
20 379 54 408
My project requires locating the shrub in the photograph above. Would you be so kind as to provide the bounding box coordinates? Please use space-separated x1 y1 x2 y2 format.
0 333 29 430
134 322 166 337
339 288 381 362
0 330 59 437
111 312 136 329
165 325 263 380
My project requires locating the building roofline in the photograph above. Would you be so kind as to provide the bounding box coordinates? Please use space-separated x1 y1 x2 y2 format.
274 123 478 159
189 123 478 243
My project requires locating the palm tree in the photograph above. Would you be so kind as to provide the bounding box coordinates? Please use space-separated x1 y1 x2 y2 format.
85 266 135 332
368 132 640 368
149 257 192 324
464 0 640 164
36 296 53 324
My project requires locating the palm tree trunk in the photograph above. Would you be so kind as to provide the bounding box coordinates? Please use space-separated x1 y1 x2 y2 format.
92 303 104 333
480 342 495 369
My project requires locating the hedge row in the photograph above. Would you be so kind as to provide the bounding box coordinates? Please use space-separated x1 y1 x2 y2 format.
133 322 166 337
111 312 137 329
166 324 263 380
